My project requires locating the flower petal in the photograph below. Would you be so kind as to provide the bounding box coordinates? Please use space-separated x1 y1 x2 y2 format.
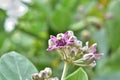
67 36 76 45
50 35 57 42
94 53 103 59
47 46 57 51
88 43 97 53
63 31 69 40
48 39 55 47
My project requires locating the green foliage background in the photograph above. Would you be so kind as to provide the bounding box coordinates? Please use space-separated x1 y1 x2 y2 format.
0 0 120 80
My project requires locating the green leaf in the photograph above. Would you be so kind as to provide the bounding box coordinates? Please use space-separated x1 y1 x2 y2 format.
0 51 38 80
66 68 88 80
93 72 120 80
50 9 72 32
102 47 120 74
95 47 120 76
92 29 109 75
105 0 120 51
93 29 108 54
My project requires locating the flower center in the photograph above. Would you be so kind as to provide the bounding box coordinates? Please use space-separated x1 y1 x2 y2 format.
56 39 66 46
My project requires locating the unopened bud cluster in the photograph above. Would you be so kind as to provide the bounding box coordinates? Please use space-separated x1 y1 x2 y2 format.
47 31 103 67
32 67 59 80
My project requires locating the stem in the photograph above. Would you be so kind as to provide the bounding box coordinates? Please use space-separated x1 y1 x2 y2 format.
61 62 68 80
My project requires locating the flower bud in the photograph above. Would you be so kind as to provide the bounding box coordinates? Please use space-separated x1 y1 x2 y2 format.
57 33 64 40
74 40 82 47
39 70 47 79
51 77 59 80
82 53 95 64
38 67 52 79
44 67 52 77
32 73 39 80
69 47 77 57
67 30 74 37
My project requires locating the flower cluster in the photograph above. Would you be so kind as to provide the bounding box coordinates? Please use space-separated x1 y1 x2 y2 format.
47 31 103 67
32 67 59 80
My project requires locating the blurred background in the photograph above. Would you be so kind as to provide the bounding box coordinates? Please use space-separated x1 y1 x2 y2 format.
0 0 120 80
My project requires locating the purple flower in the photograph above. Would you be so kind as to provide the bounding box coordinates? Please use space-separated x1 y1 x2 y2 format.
87 43 103 59
82 52 103 67
47 30 103 67
81 42 102 58
47 31 76 51
74 42 103 67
